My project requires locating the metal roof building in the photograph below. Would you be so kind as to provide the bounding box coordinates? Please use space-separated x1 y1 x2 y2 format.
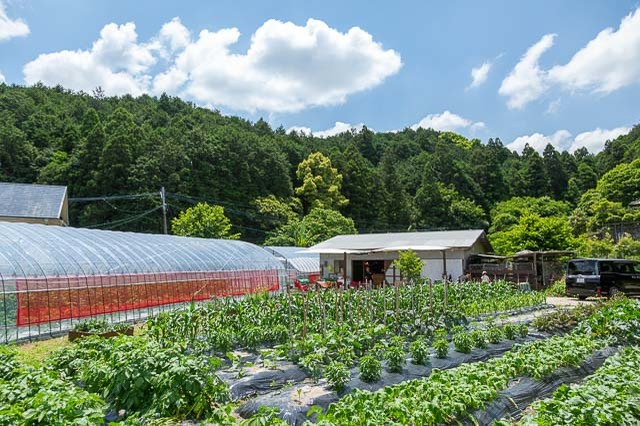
0 182 69 226
307 230 492 284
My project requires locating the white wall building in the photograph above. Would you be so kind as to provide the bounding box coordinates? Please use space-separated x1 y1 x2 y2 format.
307 230 492 284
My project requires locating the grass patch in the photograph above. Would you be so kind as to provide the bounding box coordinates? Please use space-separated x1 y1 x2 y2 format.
16 335 69 366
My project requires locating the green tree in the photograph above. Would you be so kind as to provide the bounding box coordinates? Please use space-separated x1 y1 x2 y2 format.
490 212 576 255
543 144 568 199
596 159 640 206
613 234 640 260
295 152 348 212
490 196 572 234
378 151 413 228
519 144 550 197
265 208 356 247
171 203 240 239
97 108 140 193
393 250 425 281
576 233 614 258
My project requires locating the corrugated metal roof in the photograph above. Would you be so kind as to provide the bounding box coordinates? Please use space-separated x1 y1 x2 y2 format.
308 230 489 252
0 182 67 220
264 246 320 273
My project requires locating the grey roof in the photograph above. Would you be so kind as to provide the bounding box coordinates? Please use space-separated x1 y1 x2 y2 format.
308 230 490 252
264 246 320 273
0 182 67 220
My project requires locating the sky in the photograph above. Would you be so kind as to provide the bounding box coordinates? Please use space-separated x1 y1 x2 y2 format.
1 0 639 153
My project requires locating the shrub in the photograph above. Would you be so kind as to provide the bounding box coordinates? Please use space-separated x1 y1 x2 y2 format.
47 336 229 419
385 344 406 373
545 280 566 297
487 326 503 344
518 324 529 338
359 355 382 382
503 324 518 340
433 338 449 359
409 339 430 365
335 347 355 366
453 332 473 354
325 361 351 391
300 353 325 381
470 329 488 349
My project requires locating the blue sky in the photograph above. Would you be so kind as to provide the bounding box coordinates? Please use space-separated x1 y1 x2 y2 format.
1 0 639 153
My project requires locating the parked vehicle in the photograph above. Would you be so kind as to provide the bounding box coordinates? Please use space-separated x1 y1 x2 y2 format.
566 258 640 299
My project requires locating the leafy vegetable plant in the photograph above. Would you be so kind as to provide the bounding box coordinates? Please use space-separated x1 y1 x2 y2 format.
359 355 382 382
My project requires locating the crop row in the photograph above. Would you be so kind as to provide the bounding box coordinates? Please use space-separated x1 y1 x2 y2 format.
147 281 544 357
506 345 640 425
300 322 530 389
309 297 640 426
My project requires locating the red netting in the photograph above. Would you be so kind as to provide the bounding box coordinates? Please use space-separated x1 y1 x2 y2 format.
15 270 280 326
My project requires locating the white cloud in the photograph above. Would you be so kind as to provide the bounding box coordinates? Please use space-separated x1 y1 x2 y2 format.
0 1 29 41
411 110 484 134
23 18 401 113
469 61 491 88
545 98 561 114
499 34 555 109
500 7 640 109
0 70 4 83
508 127 629 154
287 121 364 137
287 125 313 135
169 18 402 112
508 130 572 153
549 8 640 94
24 22 154 96
157 17 190 54
569 127 631 152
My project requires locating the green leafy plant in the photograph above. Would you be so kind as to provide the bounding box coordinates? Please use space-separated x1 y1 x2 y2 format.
453 331 473 354
300 353 325 382
409 339 430 365
516 346 640 425
470 329 488 349
324 361 351 391
47 335 229 419
335 347 355 366
518 323 529 338
502 323 518 340
393 250 425 282
433 338 449 359
487 326 503 344
358 355 382 382
385 344 406 373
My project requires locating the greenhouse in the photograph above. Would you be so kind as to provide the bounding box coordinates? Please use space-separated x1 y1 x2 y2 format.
263 246 321 283
0 221 285 342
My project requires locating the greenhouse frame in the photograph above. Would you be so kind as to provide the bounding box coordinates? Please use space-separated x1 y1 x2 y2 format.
0 222 286 342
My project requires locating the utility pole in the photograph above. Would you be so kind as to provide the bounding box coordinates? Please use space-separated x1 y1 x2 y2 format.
160 186 168 234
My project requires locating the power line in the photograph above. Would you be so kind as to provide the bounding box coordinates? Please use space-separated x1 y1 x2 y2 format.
70 193 156 202
85 206 163 230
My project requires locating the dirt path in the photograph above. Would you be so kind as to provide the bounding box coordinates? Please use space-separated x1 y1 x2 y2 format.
546 296 598 307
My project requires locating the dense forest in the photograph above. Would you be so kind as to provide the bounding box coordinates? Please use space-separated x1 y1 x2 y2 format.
1 83 640 255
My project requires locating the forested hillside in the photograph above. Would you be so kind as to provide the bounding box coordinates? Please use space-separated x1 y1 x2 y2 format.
1 84 639 254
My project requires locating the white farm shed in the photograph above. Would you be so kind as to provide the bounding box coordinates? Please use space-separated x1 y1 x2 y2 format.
307 230 492 284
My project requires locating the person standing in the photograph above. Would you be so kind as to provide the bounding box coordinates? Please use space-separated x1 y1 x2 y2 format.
481 270 491 283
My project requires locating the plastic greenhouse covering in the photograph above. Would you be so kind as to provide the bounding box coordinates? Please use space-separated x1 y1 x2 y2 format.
0 222 286 342
263 246 320 283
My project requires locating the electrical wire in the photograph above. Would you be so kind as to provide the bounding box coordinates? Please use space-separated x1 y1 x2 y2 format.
85 206 163 230
69 192 157 202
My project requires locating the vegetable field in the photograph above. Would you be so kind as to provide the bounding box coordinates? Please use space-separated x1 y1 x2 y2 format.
1 281 639 425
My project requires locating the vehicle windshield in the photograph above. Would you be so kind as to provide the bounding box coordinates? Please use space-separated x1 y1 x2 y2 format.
568 260 597 276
